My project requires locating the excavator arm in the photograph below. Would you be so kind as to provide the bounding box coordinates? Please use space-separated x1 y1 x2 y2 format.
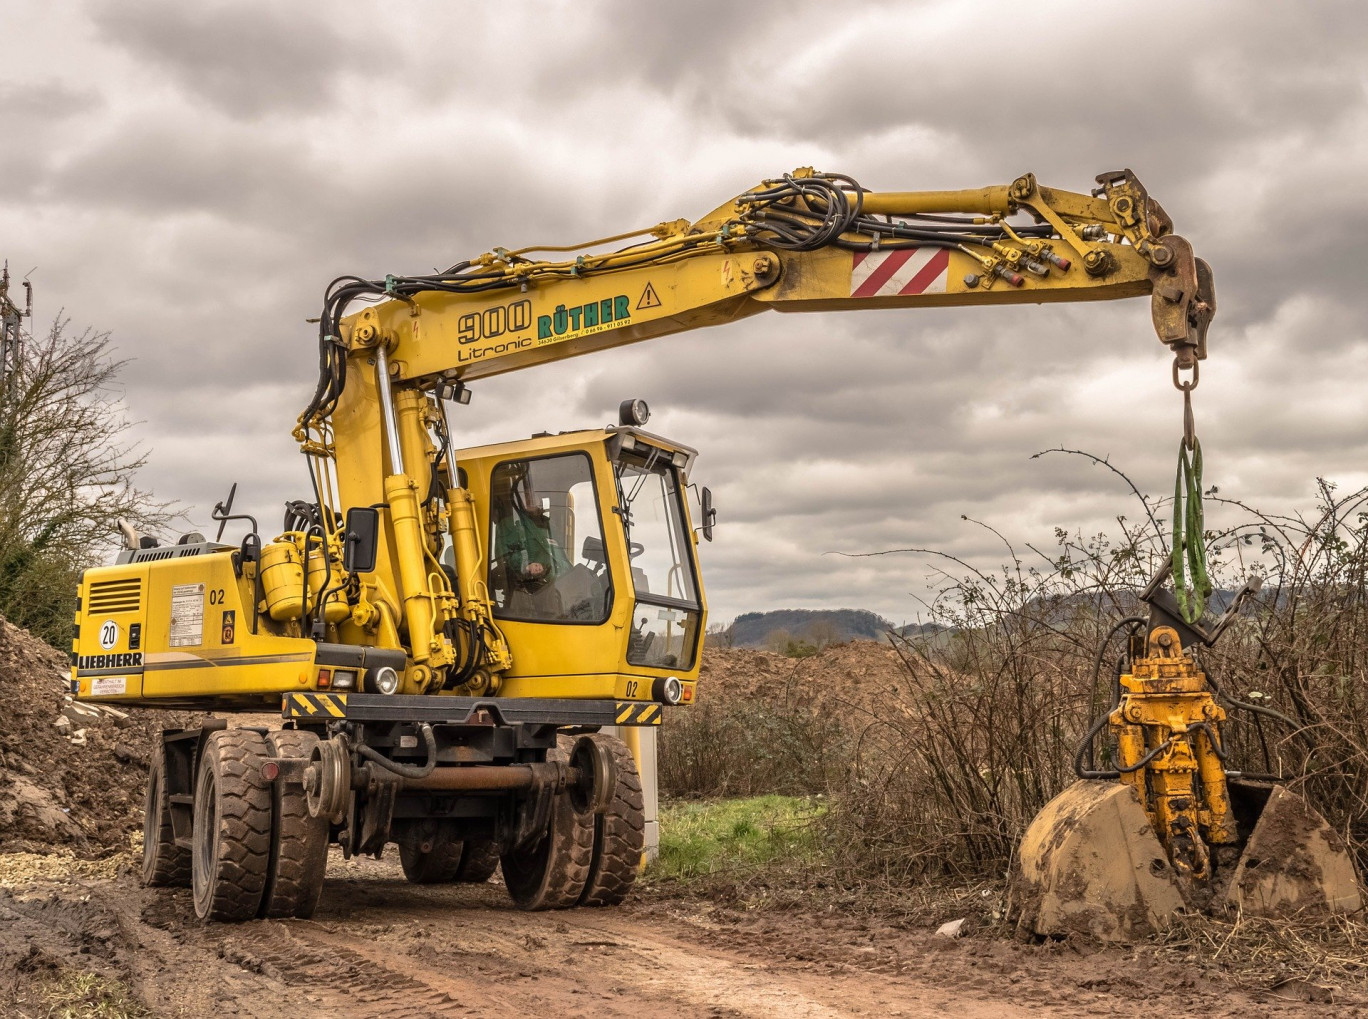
302 168 1213 429
290 165 1217 698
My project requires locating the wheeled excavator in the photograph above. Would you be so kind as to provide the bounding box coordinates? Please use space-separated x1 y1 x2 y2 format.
70 168 1359 933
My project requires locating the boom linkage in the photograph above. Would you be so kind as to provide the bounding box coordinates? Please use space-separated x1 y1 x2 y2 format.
297 167 1213 442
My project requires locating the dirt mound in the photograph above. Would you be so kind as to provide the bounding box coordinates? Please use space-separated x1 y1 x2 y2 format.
0 617 195 859
698 640 906 718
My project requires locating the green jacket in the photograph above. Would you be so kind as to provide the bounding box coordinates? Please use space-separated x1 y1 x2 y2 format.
494 511 571 582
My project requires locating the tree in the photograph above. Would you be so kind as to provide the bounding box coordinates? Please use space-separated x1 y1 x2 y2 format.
0 318 173 646
764 627 794 654
704 619 736 649
802 618 842 650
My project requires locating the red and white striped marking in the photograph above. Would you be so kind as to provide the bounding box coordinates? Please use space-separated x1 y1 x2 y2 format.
850 247 950 298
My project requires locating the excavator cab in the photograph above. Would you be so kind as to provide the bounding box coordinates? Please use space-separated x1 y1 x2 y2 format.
454 423 706 704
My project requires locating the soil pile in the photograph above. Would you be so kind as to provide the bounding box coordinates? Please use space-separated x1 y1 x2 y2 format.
698 640 906 718
0 617 195 858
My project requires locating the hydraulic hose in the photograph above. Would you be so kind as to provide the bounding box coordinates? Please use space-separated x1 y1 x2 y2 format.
356 722 437 778
1073 709 1120 779
1077 616 1147 775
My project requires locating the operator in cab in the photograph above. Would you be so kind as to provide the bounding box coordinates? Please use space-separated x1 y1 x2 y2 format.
492 469 571 618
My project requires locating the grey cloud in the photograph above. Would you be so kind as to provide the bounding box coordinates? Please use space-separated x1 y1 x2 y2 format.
0 80 98 122
87 1 386 119
9 2 1368 625
0 80 102 195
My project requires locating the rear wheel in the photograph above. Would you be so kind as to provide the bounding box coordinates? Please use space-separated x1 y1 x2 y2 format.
456 838 501 884
578 734 645 907
259 730 329 919
399 823 465 884
501 745 593 909
141 741 190 887
191 729 273 922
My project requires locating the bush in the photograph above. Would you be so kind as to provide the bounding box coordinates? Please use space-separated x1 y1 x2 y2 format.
821 478 1368 883
658 697 848 799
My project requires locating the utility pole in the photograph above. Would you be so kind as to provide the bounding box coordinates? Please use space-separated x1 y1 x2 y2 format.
0 263 32 400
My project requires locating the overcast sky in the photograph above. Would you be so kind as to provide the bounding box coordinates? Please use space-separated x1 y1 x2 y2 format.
5 1 1368 627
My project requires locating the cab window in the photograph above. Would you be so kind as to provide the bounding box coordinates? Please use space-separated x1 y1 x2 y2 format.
488 454 612 624
615 450 702 670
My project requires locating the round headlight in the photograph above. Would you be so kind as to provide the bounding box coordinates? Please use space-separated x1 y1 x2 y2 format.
619 398 650 427
653 675 683 705
373 666 401 695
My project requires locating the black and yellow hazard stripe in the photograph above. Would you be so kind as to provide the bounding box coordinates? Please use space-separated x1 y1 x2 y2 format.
286 692 349 718
614 701 662 726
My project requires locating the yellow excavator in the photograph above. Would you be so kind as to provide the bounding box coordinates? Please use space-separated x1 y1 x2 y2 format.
70 167 1357 931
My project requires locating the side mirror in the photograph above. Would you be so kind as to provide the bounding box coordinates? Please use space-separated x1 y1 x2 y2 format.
701 486 717 542
343 507 380 574
582 534 606 563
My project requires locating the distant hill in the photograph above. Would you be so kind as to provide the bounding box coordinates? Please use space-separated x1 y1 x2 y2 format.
726 608 895 648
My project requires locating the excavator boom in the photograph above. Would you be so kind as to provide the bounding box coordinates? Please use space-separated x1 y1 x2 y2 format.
306 168 1212 417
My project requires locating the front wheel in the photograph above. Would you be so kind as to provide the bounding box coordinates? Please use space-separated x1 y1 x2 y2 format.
259 730 328 919
398 823 465 884
578 734 645 907
501 746 593 909
455 839 501 884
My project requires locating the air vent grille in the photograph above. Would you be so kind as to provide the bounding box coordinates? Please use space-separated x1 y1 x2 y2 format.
129 543 214 563
88 578 142 614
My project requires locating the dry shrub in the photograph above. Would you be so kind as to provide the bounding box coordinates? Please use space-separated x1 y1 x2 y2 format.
1154 910 1368 1000
822 527 1153 881
823 474 1368 884
658 695 848 799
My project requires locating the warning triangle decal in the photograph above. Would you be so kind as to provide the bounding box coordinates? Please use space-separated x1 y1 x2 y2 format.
637 282 661 310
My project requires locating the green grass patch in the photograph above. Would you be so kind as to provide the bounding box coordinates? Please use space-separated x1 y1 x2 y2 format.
655 794 825 881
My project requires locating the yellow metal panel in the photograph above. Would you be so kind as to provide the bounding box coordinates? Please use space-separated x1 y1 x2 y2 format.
75 552 319 705
370 252 771 383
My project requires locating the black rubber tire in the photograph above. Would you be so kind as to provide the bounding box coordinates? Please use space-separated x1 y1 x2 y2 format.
142 741 190 887
191 729 273 922
578 734 645 907
455 838 501 884
259 730 329 919
501 745 593 910
398 823 465 884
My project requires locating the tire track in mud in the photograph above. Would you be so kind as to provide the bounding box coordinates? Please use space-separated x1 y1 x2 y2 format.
10 863 1355 1019
214 923 473 1019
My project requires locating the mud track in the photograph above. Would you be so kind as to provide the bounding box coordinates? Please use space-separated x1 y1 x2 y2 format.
5 852 1363 1018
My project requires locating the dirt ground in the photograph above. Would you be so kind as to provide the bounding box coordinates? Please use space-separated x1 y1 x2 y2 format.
2 850 1362 1019
0 618 198 859
697 642 907 717
4 625 1365 1017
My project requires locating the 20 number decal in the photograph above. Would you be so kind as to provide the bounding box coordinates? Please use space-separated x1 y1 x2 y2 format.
98 620 119 650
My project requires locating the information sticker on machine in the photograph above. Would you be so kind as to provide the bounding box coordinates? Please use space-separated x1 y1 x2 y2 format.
169 583 205 647
90 676 126 696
